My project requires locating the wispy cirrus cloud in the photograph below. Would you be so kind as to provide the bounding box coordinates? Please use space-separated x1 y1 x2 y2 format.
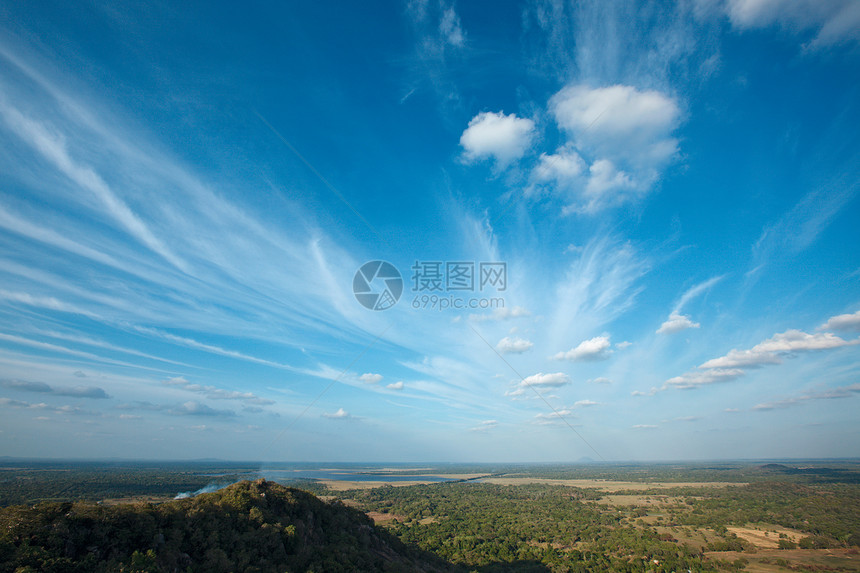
753 382 860 411
0 101 188 273
716 0 860 49
534 409 575 425
657 276 722 334
470 419 498 432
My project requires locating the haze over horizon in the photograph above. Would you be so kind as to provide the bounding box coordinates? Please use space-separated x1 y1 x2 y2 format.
0 0 859 463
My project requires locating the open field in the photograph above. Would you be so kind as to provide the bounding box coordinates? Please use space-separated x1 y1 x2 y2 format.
317 478 444 491
706 548 860 572
727 525 806 548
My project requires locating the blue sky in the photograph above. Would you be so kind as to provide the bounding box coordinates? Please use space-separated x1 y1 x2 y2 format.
0 0 858 462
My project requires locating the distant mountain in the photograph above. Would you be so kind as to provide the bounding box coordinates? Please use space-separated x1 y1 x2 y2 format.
759 463 793 471
0 479 457 572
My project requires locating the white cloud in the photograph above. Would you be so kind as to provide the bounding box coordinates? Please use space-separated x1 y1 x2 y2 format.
632 424 658 429
574 399 599 407
523 372 571 387
470 419 498 431
615 341 632 349
819 310 860 331
656 312 700 334
588 377 612 384
496 336 534 354
552 336 612 361
551 85 680 156
722 0 860 48
631 387 658 397
664 368 745 389
508 372 571 397
386 381 405 391
700 330 859 368
359 372 383 384
460 111 536 166
322 407 350 419
534 409 574 425
551 84 681 168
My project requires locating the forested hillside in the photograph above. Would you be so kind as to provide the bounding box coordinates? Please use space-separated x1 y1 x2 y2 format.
0 479 455 573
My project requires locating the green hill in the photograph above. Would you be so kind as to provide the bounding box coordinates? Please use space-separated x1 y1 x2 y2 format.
0 479 456 572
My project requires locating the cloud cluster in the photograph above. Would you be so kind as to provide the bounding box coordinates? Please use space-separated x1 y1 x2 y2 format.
459 83 683 212
699 330 858 369
0 397 94 416
359 373 383 384
543 84 682 211
163 377 274 405
665 318 860 390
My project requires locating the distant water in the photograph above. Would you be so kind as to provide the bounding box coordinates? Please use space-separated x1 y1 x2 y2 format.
182 464 456 497
258 469 452 483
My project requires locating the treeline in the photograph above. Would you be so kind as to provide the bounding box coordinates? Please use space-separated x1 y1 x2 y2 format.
513 462 860 485
0 480 455 572
658 482 860 547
